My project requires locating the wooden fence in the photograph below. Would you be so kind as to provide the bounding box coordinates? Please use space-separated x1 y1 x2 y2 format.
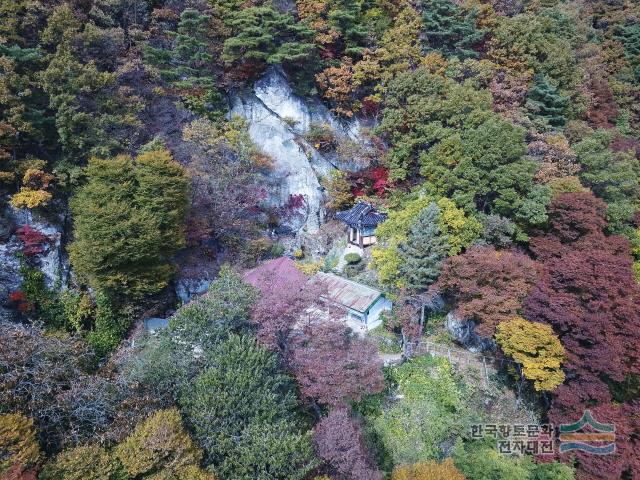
411 340 516 387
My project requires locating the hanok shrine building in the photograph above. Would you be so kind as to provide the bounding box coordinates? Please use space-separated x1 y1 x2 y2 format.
336 201 387 248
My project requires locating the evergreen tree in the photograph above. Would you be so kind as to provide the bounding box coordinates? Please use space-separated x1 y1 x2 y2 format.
180 335 317 479
328 0 368 56
39 3 142 164
398 202 450 291
144 8 224 119
614 23 640 82
145 9 214 90
222 6 315 72
69 150 189 300
525 74 568 127
421 0 484 59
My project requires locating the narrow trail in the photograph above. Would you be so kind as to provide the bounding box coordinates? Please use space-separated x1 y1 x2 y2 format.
402 339 521 389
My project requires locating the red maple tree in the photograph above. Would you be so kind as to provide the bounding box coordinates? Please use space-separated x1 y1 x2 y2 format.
290 321 384 408
436 246 538 336
15 225 49 257
245 257 322 354
525 191 640 479
314 407 382 480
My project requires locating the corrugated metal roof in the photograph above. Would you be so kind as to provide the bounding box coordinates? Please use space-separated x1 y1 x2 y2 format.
336 201 387 227
311 272 382 313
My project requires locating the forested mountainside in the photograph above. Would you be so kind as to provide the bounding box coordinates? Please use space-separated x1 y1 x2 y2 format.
1 0 640 479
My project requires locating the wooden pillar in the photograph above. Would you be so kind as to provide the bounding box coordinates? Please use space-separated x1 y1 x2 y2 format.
358 221 364 249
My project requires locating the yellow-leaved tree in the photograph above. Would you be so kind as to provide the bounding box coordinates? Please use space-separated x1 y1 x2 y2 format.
0 413 41 478
392 458 466 480
495 317 565 397
9 168 55 209
371 196 429 288
436 197 482 255
115 408 215 479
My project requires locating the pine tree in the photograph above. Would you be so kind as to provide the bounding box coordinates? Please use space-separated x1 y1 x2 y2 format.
144 8 225 118
525 74 568 127
172 9 215 89
327 0 368 56
222 6 315 70
145 8 214 90
615 23 640 82
421 0 484 59
398 202 450 291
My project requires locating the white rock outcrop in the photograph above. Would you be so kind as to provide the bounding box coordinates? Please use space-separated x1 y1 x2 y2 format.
0 206 67 320
230 67 364 233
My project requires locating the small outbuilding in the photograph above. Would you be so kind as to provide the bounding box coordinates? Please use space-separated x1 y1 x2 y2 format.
336 201 386 248
311 272 392 330
144 317 169 333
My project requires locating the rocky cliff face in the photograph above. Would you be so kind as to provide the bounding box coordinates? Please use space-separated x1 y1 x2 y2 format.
0 205 67 320
446 312 496 353
230 67 365 233
1 70 369 309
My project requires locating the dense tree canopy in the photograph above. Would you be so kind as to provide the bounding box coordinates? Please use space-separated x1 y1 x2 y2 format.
69 150 189 300
437 246 538 336
180 335 317 479
2 0 640 478
291 321 384 408
421 0 484 59
314 408 382 480
525 191 640 479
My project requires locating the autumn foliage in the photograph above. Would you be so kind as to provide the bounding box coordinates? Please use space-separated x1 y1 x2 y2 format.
15 226 49 257
525 191 640 479
291 321 384 407
436 246 538 336
391 459 465 480
495 317 565 392
0 413 41 480
244 257 320 353
314 408 382 480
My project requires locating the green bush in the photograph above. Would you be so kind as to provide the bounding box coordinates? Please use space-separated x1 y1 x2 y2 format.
40 444 125 480
18 263 66 329
85 293 124 357
452 439 575 480
368 326 402 354
304 122 337 151
367 355 472 466
344 252 362 264
344 262 365 278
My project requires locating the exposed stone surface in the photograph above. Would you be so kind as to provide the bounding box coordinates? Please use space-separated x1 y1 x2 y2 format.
230 67 365 233
445 311 496 353
175 278 210 305
0 205 67 318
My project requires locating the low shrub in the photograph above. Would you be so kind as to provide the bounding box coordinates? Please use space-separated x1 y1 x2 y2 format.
344 252 362 264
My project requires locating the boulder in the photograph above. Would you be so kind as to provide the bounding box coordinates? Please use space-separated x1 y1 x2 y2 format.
174 278 210 305
445 311 495 353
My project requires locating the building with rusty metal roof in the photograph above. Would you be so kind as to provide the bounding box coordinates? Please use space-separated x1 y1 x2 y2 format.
311 272 392 330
